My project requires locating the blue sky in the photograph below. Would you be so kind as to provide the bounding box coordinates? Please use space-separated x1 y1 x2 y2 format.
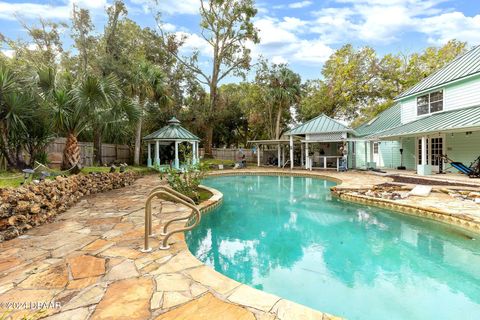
1 0 479 81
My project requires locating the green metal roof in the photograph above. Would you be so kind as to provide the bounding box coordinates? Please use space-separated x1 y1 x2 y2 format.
143 117 200 141
286 114 352 135
396 45 480 100
367 105 480 139
354 104 402 137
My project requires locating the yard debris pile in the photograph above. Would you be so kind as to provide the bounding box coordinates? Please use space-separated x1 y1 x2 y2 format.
442 189 480 204
0 172 137 241
333 185 408 200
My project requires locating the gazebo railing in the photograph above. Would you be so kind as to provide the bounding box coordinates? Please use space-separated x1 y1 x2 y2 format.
142 187 201 252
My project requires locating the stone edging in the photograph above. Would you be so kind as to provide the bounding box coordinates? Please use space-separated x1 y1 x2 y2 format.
334 192 480 234
177 170 478 319
180 181 338 319
206 169 480 234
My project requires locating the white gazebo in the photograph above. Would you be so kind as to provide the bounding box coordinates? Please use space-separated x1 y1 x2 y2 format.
143 117 200 170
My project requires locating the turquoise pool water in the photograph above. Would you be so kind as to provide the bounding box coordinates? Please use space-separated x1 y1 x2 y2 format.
186 175 480 320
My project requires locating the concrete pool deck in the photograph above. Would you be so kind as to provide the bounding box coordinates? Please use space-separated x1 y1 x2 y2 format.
0 169 479 319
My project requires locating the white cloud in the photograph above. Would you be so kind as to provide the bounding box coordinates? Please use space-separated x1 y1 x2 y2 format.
0 0 107 21
292 39 334 63
1 49 14 58
310 0 480 45
271 55 288 64
253 16 333 65
419 12 480 45
289 1 313 9
132 0 200 15
175 31 213 56
255 17 298 45
161 22 177 32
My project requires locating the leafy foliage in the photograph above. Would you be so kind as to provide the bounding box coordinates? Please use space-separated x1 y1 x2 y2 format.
162 163 208 204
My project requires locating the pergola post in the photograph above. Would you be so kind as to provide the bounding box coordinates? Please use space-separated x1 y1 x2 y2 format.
174 141 179 169
277 143 281 168
155 141 160 166
257 144 261 167
300 143 304 167
147 143 152 167
282 146 285 168
289 135 294 169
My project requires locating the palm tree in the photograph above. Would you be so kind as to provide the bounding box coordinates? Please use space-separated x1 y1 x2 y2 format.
0 64 32 168
128 61 169 166
270 66 301 139
72 74 123 165
38 68 137 169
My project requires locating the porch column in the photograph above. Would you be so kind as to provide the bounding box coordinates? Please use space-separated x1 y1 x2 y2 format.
277 143 281 168
369 141 374 163
257 144 261 167
305 142 310 170
289 136 294 169
323 156 327 169
155 141 160 166
147 143 152 167
421 136 427 166
364 141 368 169
282 145 286 168
300 143 304 167
174 141 179 169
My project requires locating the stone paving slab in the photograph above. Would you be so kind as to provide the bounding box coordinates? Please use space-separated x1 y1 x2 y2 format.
0 168 477 320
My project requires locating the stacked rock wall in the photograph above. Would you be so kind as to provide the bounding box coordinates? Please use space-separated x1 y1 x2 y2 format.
0 172 138 241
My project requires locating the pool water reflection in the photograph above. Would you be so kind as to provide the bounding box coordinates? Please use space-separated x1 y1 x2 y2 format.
186 175 480 320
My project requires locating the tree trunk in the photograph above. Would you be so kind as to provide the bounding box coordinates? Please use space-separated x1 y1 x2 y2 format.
62 133 81 170
0 121 25 169
204 126 214 157
93 132 103 165
133 115 143 166
275 107 283 140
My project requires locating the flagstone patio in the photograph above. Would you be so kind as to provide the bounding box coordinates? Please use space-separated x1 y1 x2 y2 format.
0 169 478 320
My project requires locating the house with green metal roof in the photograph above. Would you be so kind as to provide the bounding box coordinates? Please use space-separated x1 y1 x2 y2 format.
143 117 200 169
250 45 480 176
354 44 480 176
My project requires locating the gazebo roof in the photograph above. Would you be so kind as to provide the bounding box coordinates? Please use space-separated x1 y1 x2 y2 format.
285 114 353 136
143 117 200 141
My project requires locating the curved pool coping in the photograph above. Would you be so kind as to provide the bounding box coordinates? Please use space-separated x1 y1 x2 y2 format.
191 181 340 320
182 170 479 320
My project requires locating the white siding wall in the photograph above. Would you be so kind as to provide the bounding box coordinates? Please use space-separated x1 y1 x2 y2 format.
444 77 480 111
400 98 417 124
400 76 480 124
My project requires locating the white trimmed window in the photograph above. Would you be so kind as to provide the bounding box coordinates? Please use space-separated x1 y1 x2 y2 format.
417 90 443 115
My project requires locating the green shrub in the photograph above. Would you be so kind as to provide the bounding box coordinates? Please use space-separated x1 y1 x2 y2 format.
161 163 208 204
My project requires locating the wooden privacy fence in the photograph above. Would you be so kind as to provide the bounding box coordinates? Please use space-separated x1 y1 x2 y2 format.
199 148 255 162
46 138 131 167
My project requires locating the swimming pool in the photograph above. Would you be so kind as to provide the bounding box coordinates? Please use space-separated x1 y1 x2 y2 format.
186 175 480 320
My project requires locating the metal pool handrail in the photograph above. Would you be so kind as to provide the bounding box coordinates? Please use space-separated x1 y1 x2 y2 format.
142 189 201 252
148 186 196 236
